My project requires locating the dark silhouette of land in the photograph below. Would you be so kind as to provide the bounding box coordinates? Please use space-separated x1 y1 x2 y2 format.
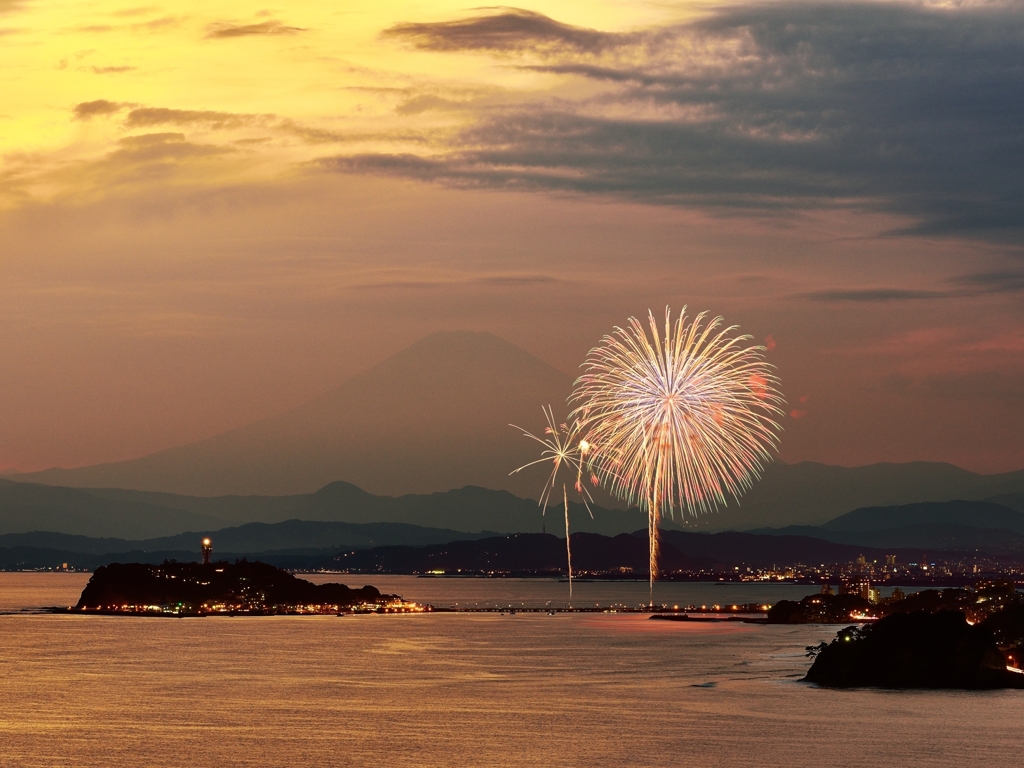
3 330 1022 532
4 523 1017 573
75 560 390 614
753 499 1024 550
333 532 710 574
804 610 1024 689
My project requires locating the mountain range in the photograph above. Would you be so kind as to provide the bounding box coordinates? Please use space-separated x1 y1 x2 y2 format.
5 497 1024 573
5 331 572 499
6 330 1022 534
751 500 1024 550
3 459 1023 542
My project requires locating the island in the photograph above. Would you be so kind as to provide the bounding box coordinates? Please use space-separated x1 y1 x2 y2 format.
73 560 421 615
804 610 1024 689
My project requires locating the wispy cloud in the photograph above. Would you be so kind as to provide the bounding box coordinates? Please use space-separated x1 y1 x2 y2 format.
92 65 136 74
206 20 305 39
338 3 1024 239
124 107 268 130
73 100 126 119
953 270 1024 294
0 0 27 15
382 8 630 55
797 271 1024 302
798 288 953 302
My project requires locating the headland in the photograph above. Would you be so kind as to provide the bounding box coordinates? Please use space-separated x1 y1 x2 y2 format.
71 560 420 615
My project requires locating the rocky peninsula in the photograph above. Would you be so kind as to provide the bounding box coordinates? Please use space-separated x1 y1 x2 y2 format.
804 610 1024 689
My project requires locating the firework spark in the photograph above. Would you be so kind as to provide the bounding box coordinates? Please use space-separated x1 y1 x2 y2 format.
510 406 595 600
571 308 784 600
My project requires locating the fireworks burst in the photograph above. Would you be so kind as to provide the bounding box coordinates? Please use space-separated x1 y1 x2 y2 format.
510 405 596 600
571 308 784 600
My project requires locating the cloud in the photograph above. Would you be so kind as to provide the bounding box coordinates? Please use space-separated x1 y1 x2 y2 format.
118 107 350 144
953 270 1024 294
92 66 136 74
382 8 628 55
351 273 563 291
338 2 1024 238
798 288 953 302
73 100 125 120
206 20 306 39
0 0 27 15
473 274 560 286
395 94 463 116
798 271 1024 302
124 107 267 130
73 14 181 34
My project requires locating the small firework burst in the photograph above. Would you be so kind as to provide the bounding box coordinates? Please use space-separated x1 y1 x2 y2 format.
510 405 595 600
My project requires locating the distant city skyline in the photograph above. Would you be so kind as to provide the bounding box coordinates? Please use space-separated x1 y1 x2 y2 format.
1 1 1021 476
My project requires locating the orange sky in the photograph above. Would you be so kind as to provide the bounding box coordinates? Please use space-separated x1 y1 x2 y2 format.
1 1 1022 476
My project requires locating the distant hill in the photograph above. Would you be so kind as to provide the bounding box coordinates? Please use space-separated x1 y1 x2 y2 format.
0 520 502 571
6 331 575 498
0 479 223 539
331 532 708 574
656 530 906 569
6 329 1022 532
329 529 951 574
750 500 1024 550
716 462 1024 530
823 500 1024 533
0 520 498 556
0 478 649 539
986 493 1024 513
5 464 1024 540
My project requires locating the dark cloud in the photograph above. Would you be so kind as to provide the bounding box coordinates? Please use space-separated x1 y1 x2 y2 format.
92 66 136 74
798 270 1024 302
953 270 1024 294
395 94 462 115
798 268 1024 303
73 100 125 120
798 288 953 302
206 20 305 39
124 107 266 130
382 8 628 55
341 2 1024 239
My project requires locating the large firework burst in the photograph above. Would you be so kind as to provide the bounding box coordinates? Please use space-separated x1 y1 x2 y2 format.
510 405 596 600
571 308 784 599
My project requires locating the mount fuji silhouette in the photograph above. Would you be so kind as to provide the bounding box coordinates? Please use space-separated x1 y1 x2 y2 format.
12 332 575 497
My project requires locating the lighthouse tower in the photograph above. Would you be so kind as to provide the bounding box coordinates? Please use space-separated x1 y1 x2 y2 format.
201 538 212 565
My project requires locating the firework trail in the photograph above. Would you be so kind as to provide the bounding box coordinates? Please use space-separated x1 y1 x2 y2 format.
510 406 596 600
571 308 784 601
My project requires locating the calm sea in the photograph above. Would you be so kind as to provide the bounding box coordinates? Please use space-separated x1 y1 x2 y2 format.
1 573 1020 767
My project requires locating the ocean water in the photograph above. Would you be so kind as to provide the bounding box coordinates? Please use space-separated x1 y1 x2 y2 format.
1 573 1021 767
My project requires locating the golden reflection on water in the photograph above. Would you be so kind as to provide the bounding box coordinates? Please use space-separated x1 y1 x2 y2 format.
1 575 1022 767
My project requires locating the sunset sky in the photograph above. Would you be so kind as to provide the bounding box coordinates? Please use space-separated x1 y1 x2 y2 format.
1 0 1021 478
